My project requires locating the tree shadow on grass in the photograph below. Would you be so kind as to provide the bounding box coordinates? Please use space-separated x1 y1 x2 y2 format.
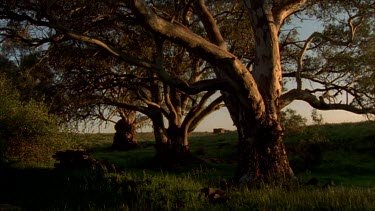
0 166 130 210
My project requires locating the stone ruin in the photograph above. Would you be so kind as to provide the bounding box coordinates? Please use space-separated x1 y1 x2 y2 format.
213 128 225 134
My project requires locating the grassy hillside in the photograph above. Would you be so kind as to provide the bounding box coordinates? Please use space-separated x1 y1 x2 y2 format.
285 121 375 187
76 121 375 187
1 121 374 209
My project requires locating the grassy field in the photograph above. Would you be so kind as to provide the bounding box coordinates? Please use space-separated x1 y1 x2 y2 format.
0 121 374 209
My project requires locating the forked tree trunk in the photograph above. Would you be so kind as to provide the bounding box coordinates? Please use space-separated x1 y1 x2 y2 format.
150 111 168 147
167 126 191 159
224 1 295 185
153 124 191 165
150 110 188 165
130 0 297 183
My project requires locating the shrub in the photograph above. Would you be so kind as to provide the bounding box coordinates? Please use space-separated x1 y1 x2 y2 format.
280 109 307 135
311 109 324 125
0 75 75 167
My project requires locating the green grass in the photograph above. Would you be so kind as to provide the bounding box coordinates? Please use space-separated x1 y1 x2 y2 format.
1 167 374 210
77 122 375 187
1 121 375 209
284 121 375 187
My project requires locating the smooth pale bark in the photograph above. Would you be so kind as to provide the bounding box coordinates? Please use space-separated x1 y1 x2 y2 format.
196 0 293 183
231 0 300 184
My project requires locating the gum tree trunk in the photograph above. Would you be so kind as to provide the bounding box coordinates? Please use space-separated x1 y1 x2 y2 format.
150 109 169 151
225 0 298 184
133 0 302 184
166 125 191 160
224 93 293 184
112 114 137 151
152 118 191 165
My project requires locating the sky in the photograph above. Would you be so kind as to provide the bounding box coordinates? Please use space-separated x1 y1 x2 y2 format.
170 101 367 132
94 100 367 133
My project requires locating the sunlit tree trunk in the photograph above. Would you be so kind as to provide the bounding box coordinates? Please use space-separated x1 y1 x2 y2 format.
224 92 293 185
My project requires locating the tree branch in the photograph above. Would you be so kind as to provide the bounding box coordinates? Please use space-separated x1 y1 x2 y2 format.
188 95 225 133
131 0 264 113
272 0 307 27
101 97 151 115
280 89 375 115
193 0 226 49
164 85 178 123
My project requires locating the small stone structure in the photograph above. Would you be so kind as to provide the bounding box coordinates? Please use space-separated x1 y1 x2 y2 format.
213 128 225 134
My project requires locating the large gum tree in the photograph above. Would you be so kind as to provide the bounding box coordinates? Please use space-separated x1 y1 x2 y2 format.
1 0 374 185
48 41 224 159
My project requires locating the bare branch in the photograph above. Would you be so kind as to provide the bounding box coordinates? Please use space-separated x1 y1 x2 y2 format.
164 85 178 122
188 95 224 133
193 0 226 49
62 31 156 69
128 0 266 115
272 0 307 27
281 89 375 115
101 97 151 115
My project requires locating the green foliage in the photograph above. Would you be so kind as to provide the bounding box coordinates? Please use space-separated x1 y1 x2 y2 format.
135 173 205 209
0 52 58 106
0 75 75 167
311 109 324 125
280 108 307 134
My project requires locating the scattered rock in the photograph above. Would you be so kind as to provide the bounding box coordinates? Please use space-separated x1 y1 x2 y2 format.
200 187 227 203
